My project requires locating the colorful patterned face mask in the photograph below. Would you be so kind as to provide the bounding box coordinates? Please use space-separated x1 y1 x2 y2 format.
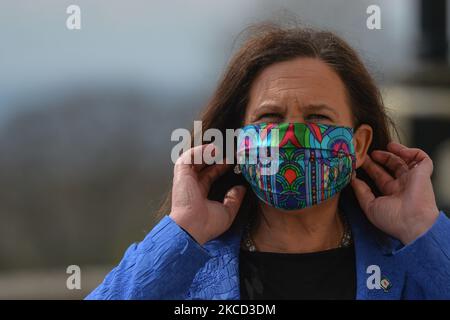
237 122 356 210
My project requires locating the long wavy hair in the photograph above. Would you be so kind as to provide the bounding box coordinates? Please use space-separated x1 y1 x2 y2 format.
158 23 397 232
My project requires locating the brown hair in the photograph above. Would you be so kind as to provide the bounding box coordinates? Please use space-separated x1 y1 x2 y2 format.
158 23 397 229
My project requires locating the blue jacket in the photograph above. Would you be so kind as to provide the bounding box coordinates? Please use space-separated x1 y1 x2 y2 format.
86 192 450 300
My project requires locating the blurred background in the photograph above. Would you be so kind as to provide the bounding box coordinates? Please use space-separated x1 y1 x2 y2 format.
0 0 448 299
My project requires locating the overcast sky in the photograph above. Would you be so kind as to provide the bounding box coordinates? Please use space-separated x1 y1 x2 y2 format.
0 0 419 120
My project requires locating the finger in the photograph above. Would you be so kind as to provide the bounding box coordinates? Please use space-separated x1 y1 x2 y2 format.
223 185 247 225
387 142 427 164
387 142 433 174
199 163 231 193
408 160 419 170
362 155 396 194
174 144 214 175
199 143 224 171
371 150 408 178
351 177 375 217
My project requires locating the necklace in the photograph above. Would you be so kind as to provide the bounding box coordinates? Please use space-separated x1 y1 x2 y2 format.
242 211 352 252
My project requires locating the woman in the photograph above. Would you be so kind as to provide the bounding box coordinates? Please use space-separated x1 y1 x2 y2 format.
86 24 450 300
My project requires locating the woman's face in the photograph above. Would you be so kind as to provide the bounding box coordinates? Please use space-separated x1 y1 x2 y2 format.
244 57 373 168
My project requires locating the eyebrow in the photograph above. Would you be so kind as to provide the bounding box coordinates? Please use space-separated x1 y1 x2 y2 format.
252 103 339 117
253 104 286 114
302 104 339 117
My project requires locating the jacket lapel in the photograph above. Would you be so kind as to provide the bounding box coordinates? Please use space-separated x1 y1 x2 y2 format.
342 187 406 299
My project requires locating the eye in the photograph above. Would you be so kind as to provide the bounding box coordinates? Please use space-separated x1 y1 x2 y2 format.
255 113 283 123
305 113 331 122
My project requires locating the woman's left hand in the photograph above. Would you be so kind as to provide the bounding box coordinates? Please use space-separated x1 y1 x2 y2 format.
351 142 440 245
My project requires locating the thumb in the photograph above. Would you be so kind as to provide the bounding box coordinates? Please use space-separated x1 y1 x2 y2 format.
223 185 247 225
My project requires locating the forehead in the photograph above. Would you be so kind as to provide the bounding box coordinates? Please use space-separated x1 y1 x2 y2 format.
248 57 350 109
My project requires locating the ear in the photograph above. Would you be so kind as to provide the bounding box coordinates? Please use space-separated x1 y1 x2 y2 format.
353 124 373 169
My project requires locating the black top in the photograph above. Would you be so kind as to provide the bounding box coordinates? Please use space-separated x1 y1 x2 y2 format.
239 244 356 300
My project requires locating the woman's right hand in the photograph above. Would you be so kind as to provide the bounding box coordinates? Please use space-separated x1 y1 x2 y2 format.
169 144 247 245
